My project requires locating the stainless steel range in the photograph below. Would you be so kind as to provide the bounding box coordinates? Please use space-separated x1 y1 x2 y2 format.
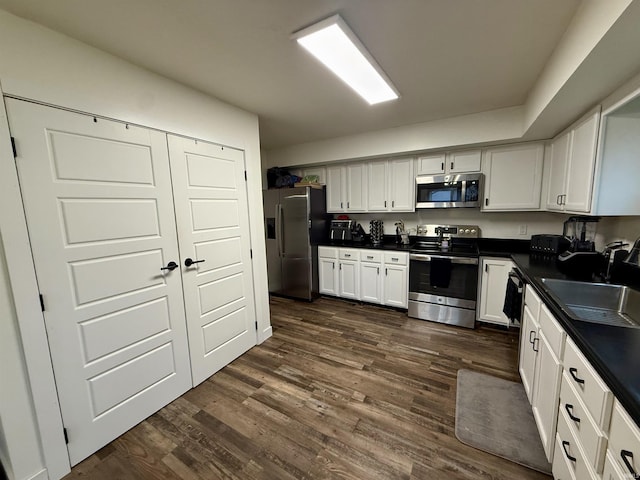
408 224 480 328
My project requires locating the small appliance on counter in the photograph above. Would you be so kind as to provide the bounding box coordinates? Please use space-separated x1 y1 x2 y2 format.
557 216 601 279
530 234 570 254
330 219 355 241
370 220 384 246
395 220 410 245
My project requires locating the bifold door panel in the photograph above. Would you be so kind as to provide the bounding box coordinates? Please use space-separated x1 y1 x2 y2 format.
6 99 257 466
168 135 256 386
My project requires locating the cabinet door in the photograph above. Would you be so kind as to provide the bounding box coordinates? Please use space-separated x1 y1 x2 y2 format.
482 144 544 211
564 110 600 213
478 258 514 325
546 132 571 211
326 166 345 212
346 163 367 212
360 262 382 304
389 157 415 211
602 451 627 480
319 258 338 296
532 330 563 462
339 260 359 300
417 154 445 175
367 160 388 211
383 265 407 308
448 150 481 173
519 305 539 403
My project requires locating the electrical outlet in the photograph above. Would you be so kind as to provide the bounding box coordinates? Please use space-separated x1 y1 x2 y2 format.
518 225 528 235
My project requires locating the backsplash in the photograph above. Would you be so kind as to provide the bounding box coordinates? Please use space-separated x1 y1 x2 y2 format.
345 210 569 239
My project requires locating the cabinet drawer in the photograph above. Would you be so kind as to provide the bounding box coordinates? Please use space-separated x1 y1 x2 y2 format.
559 371 607 473
383 252 407 266
608 401 640 478
319 246 338 259
339 249 360 261
524 284 541 318
360 250 382 263
539 304 565 359
563 339 613 430
553 432 577 480
603 450 630 480
556 407 600 480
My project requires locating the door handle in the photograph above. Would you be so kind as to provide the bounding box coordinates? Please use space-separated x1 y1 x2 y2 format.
279 204 285 255
562 441 576 463
557 194 561 205
621 450 637 476
564 404 580 424
569 367 585 385
184 258 205 267
160 261 178 272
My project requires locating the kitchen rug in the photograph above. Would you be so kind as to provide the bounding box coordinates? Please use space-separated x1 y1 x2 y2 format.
455 369 552 475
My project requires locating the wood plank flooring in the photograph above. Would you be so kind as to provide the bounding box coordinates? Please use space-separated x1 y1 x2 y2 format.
64 296 551 479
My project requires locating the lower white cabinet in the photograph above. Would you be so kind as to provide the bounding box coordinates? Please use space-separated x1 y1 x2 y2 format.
605 400 640 479
519 299 540 403
477 257 514 326
319 247 408 308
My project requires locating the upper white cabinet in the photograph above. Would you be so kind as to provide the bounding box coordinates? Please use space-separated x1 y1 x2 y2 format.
326 165 346 212
367 157 415 212
481 143 544 211
326 163 368 213
545 107 601 213
417 150 481 175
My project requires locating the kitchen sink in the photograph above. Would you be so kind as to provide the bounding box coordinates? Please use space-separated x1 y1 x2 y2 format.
540 278 640 328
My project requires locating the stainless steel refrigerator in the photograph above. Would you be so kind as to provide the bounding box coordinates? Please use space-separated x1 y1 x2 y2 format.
263 186 328 301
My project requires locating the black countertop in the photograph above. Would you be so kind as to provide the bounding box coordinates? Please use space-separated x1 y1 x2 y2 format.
511 253 640 427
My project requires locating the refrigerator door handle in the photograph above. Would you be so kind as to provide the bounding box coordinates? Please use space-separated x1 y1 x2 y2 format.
278 204 285 256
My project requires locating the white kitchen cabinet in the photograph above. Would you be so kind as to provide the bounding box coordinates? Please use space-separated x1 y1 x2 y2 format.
345 163 367 212
360 253 383 304
367 160 388 211
477 257 514 326
326 165 346 212
417 150 481 175
481 143 544 211
318 247 339 296
531 324 563 461
382 252 408 308
338 248 360 300
545 107 601 213
607 401 640 479
367 158 414 212
519 301 540 403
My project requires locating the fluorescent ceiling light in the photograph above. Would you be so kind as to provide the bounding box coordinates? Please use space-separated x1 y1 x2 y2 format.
292 15 399 105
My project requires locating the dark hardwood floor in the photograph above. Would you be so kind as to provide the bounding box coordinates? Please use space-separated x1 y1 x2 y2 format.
64 296 551 479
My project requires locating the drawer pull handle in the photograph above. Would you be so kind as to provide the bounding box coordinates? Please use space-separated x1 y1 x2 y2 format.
529 330 535 344
532 337 539 353
565 404 580 424
569 367 585 385
621 450 636 476
562 441 576 463
345 254 351 257
367 255 373 259
392 257 399 261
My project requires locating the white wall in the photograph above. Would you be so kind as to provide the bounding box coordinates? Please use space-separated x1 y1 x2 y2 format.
0 9 270 480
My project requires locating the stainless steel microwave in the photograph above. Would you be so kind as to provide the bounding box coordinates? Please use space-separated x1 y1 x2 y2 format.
415 173 483 209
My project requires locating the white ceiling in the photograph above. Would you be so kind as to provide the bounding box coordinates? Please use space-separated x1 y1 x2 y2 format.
0 0 582 150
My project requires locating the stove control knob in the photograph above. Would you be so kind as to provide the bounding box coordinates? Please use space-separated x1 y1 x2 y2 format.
471 229 476 234
464 229 470 234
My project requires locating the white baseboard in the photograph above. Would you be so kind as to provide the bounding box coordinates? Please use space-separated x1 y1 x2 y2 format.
26 469 48 480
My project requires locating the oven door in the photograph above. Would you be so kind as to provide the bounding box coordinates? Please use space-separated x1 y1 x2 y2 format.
409 253 479 309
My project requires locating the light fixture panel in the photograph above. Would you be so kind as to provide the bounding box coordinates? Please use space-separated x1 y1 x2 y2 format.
293 15 399 105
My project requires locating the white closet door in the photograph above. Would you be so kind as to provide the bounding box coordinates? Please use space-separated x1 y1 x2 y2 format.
167 135 257 386
6 99 192 465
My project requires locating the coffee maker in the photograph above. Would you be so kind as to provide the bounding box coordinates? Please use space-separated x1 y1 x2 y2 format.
557 216 601 278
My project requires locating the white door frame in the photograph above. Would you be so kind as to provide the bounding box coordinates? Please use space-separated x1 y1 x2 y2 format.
0 91 267 480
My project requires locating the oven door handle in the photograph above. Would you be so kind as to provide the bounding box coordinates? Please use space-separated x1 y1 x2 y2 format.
409 253 478 265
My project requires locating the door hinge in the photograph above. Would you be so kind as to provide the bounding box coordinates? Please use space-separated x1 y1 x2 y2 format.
244 171 247 181
11 137 17 158
39 294 45 312
63 428 69 444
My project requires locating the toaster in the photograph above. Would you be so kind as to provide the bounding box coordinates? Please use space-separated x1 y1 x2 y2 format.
530 234 570 254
